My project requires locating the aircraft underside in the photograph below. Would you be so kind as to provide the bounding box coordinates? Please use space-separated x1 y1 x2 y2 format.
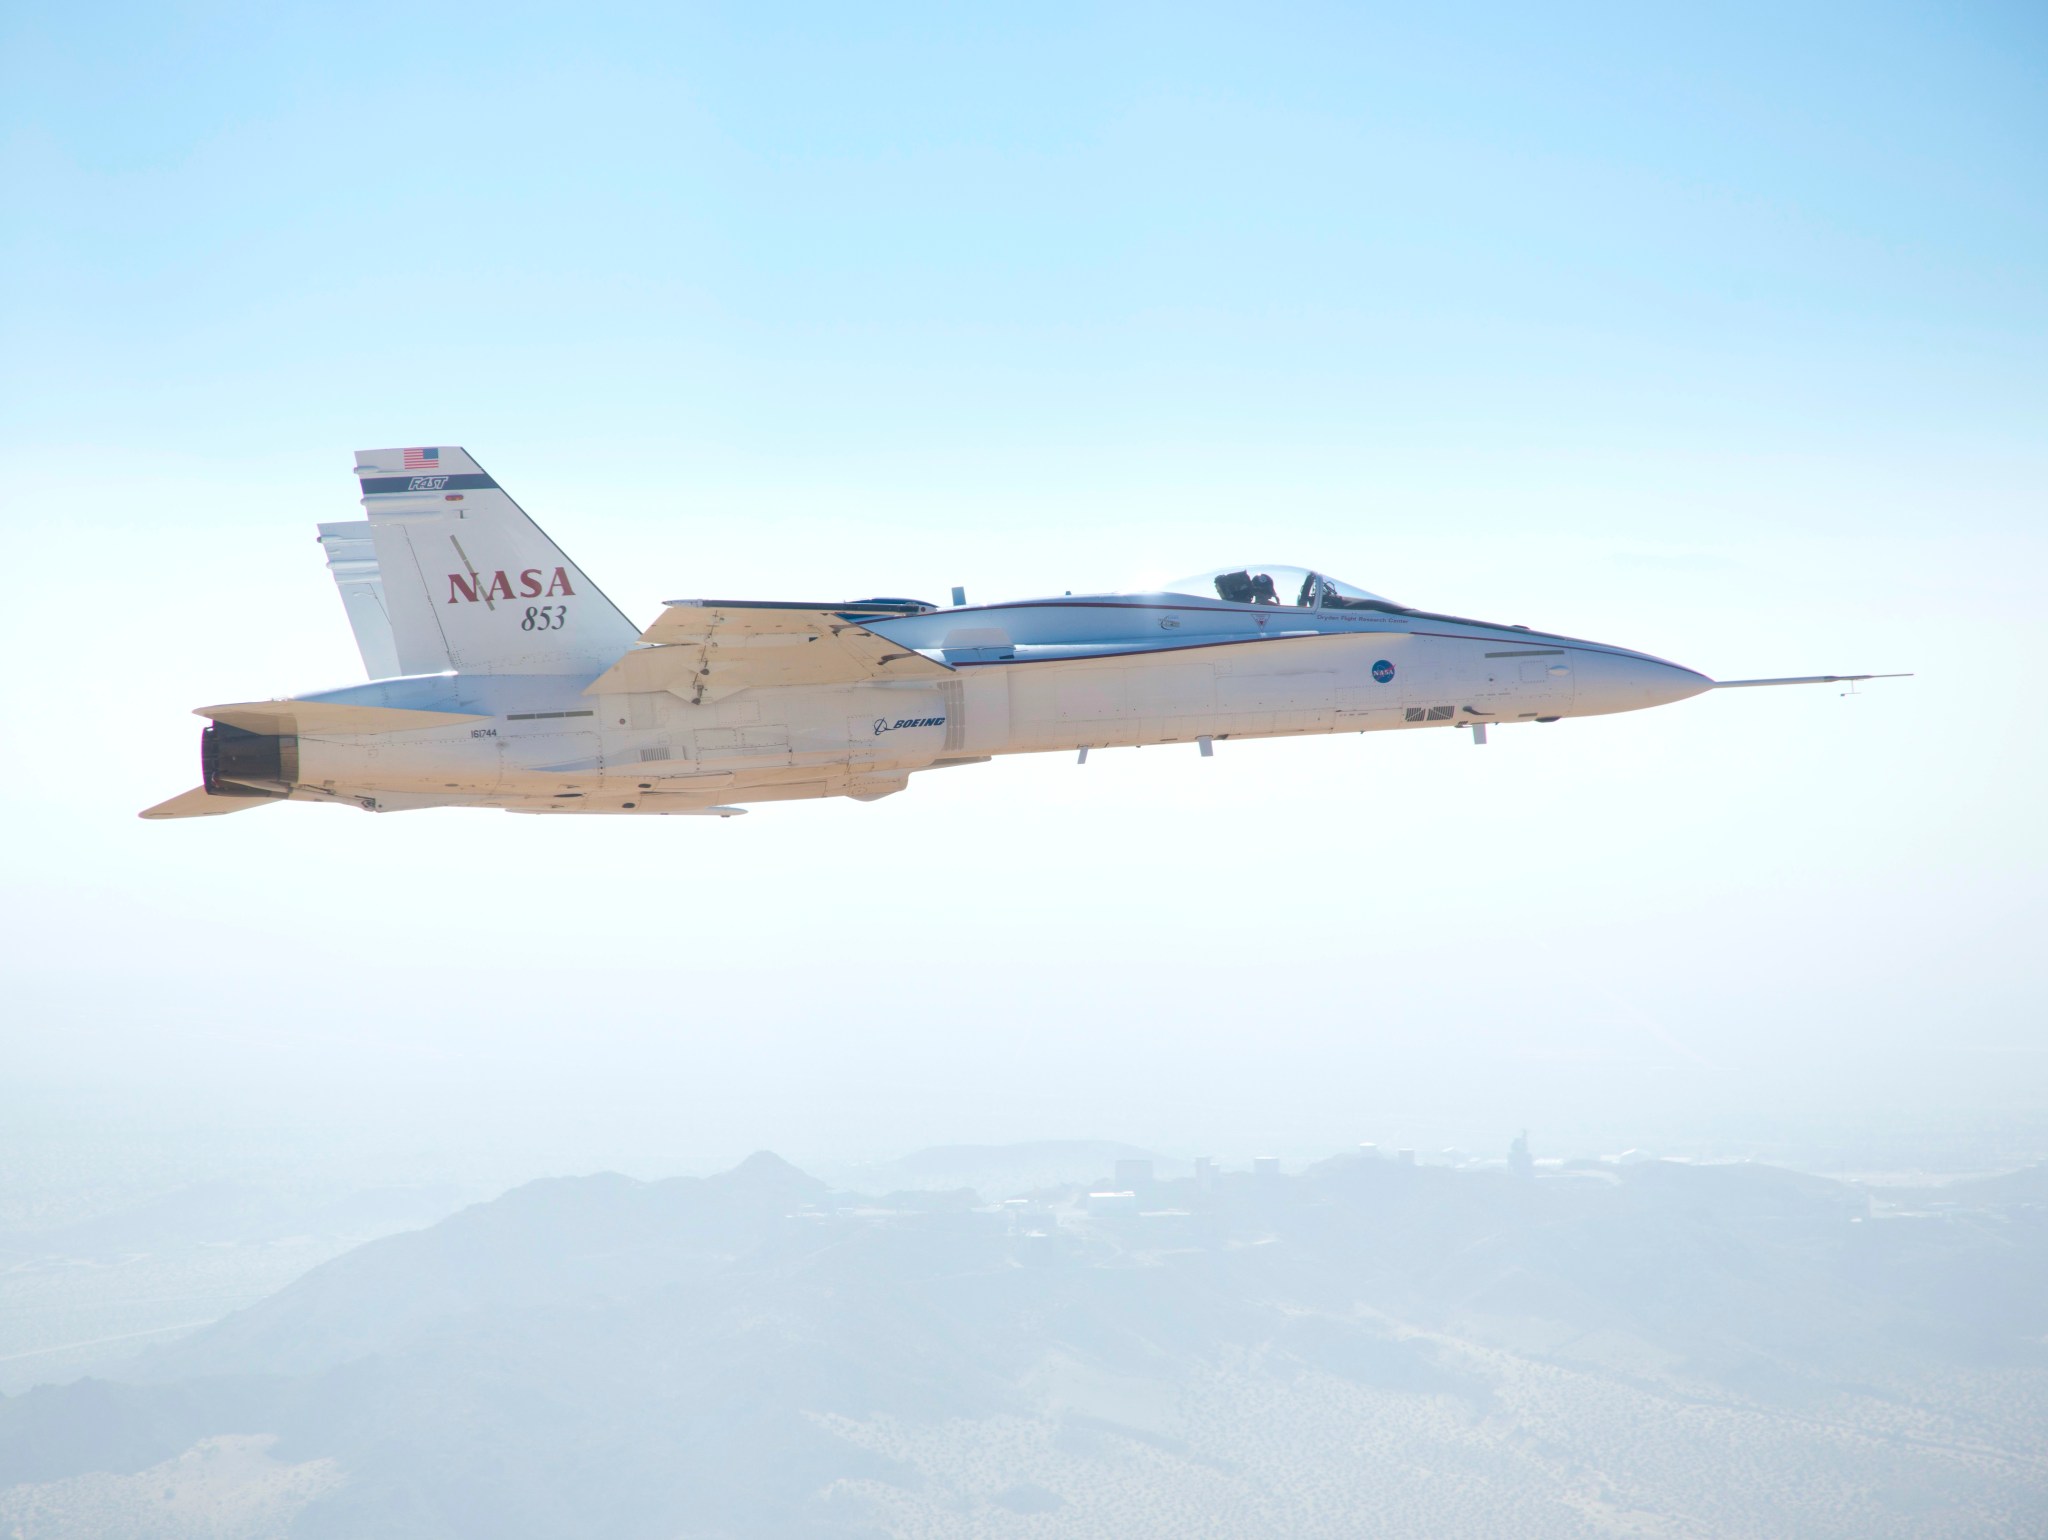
185 627 1702 818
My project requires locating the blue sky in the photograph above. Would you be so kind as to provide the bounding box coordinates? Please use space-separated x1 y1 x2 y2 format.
8 2 2043 489
3 3 2044 1172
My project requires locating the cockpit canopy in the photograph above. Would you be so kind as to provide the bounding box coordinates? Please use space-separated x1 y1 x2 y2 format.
1160 565 1393 610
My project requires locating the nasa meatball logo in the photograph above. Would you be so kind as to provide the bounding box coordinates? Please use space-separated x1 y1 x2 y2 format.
1371 659 1396 683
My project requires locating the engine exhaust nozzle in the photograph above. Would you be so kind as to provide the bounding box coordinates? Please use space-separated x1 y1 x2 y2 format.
201 723 298 798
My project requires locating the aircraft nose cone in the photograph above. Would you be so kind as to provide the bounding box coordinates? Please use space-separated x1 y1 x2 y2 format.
1571 649 1713 717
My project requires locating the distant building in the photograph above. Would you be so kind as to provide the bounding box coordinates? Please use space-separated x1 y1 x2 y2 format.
1396 1148 1416 1166
1001 1197 1045 1229
1358 1143 1380 1159
1253 1156 1282 1180
1509 1131 1534 1181
1086 1190 1139 1215
1193 1156 1216 1190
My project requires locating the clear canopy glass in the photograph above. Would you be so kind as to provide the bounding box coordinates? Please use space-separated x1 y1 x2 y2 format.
1160 565 1391 609
1310 573 1392 610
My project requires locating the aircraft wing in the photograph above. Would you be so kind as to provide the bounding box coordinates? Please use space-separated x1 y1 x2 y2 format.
584 600 953 701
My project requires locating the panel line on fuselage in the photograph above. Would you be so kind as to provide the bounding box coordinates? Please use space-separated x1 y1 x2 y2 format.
928 618 1676 670
876 596 1687 669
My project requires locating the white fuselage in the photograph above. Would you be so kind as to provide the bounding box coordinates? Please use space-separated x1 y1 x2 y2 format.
274 592 1712 814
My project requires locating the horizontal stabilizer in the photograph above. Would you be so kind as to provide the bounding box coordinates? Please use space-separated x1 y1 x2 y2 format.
587 600 952 702
194 701 489 735
1711 673 1912 688
139 786 274 821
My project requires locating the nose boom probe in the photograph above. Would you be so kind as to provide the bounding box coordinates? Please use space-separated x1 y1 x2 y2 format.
1710 674 1912 688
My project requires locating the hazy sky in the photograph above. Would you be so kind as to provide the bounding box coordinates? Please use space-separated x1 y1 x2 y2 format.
3 3 2043 1175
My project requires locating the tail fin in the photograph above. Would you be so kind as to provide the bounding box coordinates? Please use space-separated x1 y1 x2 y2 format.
316 521 401 679
354 447 639 675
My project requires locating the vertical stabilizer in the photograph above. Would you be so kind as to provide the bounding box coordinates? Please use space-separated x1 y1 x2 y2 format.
355 447 639 676
317 521 401 680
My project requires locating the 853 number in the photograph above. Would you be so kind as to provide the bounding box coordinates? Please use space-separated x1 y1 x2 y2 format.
522 605 568 631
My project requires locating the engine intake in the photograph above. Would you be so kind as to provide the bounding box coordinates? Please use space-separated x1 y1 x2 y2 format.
201 723 298 798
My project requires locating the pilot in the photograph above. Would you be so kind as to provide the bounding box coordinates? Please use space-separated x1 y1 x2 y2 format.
1248 571 1279 605
1213 570 1255 604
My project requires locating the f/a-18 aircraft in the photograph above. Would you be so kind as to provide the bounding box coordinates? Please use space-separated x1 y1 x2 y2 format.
143 447 1903 820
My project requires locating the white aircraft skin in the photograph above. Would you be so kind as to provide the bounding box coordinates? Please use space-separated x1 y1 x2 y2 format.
142 448 1904 821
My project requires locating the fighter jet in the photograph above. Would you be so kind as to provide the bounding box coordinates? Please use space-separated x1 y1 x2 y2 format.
142 447 1904 820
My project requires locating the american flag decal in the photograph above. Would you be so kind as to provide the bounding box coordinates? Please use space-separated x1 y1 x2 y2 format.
403 447 441 470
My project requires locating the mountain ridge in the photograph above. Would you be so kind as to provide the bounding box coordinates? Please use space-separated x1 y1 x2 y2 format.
2 1149 2043 1539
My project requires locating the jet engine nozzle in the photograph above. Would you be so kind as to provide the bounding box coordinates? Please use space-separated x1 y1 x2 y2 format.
201 723 298 799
